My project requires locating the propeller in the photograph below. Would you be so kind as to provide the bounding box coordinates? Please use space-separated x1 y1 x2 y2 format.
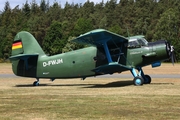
167 42 176 65
170 45 176 65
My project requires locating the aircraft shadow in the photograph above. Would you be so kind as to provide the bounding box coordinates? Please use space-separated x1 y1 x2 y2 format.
84 80 133 88
15 80 133 88
15 81 174 88
15 84 95 87
15 84 49 87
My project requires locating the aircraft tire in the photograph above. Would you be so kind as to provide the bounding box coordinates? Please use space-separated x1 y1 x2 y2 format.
144 75 151 84
133 76 144 86
33 81 39 86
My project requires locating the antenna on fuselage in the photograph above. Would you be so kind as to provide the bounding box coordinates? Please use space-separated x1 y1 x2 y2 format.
126 27 130 38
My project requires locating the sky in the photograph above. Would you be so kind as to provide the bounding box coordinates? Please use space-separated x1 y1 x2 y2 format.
0 0 110 11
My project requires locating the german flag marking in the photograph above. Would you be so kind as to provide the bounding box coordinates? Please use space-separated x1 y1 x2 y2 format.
12 41 22 50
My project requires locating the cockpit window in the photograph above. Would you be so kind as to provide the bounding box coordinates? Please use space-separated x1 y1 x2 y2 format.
128 38 148 48
128 40 139 47
137 38 148 46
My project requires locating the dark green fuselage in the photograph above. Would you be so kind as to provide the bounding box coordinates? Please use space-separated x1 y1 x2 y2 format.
37 47 97 78
11 31 170 80
12 41 168 79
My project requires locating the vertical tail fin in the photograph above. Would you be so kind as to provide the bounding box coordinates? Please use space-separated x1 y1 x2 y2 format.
10 31 45 77
11 31 45 56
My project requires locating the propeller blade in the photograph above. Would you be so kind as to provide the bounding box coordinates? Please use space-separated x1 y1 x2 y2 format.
170 46 176 65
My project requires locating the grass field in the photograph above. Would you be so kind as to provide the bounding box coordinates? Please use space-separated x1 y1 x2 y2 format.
0 63 180 120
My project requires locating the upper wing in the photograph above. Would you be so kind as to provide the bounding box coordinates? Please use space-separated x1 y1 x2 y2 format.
73 29 128 47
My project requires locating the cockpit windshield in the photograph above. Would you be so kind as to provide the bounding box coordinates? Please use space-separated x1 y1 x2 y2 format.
128 37 148 48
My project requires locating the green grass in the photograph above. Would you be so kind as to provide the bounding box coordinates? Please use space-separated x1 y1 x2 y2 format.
0 77 180 120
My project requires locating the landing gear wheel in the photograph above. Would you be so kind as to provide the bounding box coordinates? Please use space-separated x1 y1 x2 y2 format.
133 76 144 86
33 81 39 86
144 75 151 84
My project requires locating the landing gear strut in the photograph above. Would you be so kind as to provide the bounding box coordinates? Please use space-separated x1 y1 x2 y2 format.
33 78 39 86
131 68 151 86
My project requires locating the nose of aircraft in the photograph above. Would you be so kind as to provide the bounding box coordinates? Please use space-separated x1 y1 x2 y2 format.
147 40 176 63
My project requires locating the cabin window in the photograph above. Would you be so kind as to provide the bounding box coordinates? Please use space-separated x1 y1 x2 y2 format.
128 40 139 47
128 38 148 48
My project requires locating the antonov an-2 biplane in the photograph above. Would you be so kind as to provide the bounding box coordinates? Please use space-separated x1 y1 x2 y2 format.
9 29 175 86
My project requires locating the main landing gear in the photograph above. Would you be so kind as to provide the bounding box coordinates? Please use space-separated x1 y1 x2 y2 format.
131 68 151 86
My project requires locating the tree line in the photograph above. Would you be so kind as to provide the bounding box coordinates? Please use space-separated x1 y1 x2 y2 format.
0 0 180 62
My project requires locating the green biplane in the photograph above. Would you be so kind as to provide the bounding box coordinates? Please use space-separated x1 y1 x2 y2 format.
9 29 175 86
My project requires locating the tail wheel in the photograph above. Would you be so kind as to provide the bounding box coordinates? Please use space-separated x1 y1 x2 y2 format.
133 76 144 86
144 75 151 84
33 81 39 86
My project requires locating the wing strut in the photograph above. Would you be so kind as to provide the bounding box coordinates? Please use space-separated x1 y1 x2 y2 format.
103 41 113 63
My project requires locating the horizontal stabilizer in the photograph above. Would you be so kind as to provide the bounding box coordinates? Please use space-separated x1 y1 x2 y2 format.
9 53 39 61
92 62 131 74
9 54 39 71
